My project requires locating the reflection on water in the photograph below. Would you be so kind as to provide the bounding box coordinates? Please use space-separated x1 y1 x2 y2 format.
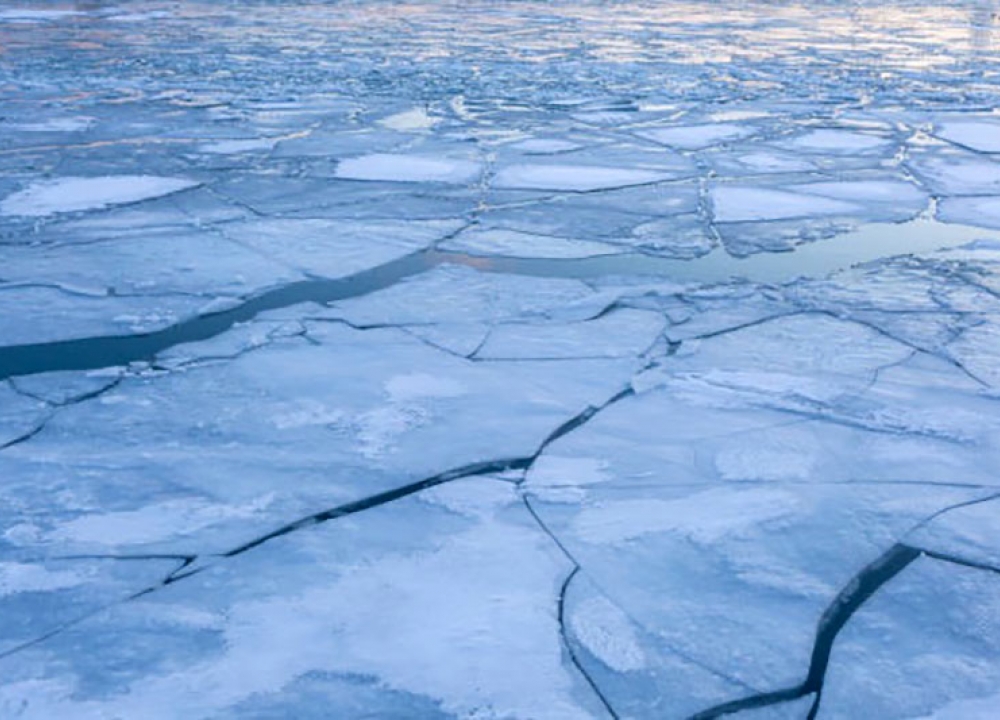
439 218 1000 285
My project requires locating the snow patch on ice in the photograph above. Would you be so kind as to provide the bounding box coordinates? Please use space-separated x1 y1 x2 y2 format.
572 488 800 545
571 595 648 672
1 176 199 217
0 563 87 597
49 496 276 547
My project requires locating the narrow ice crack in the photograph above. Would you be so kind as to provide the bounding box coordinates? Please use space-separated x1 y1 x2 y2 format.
557 567 620 720
687 544 922 720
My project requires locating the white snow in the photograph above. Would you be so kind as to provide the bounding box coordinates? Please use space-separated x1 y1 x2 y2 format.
1 176 200 217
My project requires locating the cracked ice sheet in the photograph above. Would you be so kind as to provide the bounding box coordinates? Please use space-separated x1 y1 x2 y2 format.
0 218 461 348
520 312 1000 701
524 385 990 700
0 481 608 720
322 263 612 338
563 570 748 717
819 557 1000 719
0 319 642 559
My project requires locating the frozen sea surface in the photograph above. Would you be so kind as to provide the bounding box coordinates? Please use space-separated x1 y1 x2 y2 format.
2 1 1000 718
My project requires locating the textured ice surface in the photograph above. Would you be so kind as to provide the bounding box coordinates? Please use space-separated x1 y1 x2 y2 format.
4 1 1000 717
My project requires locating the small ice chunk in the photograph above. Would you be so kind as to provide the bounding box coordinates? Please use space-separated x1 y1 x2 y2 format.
710 186 860 223
640 123 756 150
783 129 892 153
571 487 800 545
1 176 199 217
492 164 670 191
442 227 621 259
335 154 482 184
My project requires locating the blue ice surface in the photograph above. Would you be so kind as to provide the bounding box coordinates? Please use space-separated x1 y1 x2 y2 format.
2 1 1000 718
